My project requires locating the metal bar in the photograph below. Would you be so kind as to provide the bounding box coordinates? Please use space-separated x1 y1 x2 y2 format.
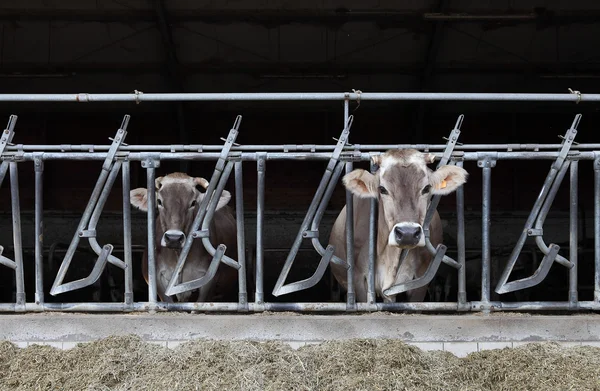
595 157 600 303
9 143 600 152
50 119 129 296
343 97 356 309
456 160 467 308
384 244 447 296
34 155 44 306
569 161 578 306
255 153 266 304
5 150 600 162
495 115 580 294
480 158 493 307
272 162 345 297
165 116 241 297
345 162 356 308
271 117 353 297
86 160 125 269
50 162 124 296
309 161 346 260
533 161 572 264
49 244 113 294
122 160 133 307
234 161 248 311
0 92 599 102
0 115 17 157
166 161 237 296
2 300 600 313
0 161 8 187
199 160 238 264
145 164 158 306
10 162 25 308
367 158 377 304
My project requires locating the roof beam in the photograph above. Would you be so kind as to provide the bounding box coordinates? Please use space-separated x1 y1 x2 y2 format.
0 8 598 28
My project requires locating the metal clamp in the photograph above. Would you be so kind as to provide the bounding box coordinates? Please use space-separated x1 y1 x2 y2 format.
272 116 354 297
50 115 131 296
164 116 243 297
495 114 581 295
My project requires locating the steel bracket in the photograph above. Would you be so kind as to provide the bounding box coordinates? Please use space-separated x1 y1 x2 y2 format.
271 115 354 297
164 115 244 297
50 115 131 296
495 114 582 295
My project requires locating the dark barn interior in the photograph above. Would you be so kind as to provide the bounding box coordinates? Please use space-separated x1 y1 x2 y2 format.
0 0 600 307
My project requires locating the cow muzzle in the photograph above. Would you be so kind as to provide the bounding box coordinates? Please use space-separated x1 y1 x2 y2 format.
161 229 186 249
388 222 425 248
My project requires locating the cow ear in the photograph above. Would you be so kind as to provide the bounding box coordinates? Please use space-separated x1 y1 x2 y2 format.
216 189 232 210
130 188 149 211
430 165 469 195
194 177 209 192
342 169 378 198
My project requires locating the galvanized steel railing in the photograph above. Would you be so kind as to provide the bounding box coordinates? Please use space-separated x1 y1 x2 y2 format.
0 91 599 313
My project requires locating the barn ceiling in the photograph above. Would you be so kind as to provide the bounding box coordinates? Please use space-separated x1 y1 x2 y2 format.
0 0 599 97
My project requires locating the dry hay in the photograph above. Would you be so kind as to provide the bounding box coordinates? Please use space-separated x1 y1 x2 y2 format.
0 336 599 390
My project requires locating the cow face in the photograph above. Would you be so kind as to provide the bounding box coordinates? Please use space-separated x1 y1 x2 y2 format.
130 172 231 249
343 149 468 249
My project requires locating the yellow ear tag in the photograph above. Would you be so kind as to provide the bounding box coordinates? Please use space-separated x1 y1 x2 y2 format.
439 179 447 189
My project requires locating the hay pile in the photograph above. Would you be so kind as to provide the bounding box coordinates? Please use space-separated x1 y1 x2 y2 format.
0 336 599 390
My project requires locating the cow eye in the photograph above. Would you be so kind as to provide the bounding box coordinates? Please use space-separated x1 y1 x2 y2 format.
157 199 163 207
422 185 431 195
379 186 388 195
190 200 197 208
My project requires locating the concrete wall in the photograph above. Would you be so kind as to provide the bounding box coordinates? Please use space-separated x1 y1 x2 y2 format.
4 313 600 357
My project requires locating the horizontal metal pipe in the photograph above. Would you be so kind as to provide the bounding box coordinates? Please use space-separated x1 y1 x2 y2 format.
0 92 598 102
8 143 600 152
0 301 597 312
471 301 593 311
2 151 598 161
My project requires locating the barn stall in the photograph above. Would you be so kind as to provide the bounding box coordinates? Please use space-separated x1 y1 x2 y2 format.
1 0 600 389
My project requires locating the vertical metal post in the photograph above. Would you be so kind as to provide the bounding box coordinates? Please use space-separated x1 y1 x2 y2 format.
594 157 600 303
479 158 495 311
143 160 159 306
456 160 467 309
569 160 578 306
255 153 266 305
9 162 25 309
345 162 356 307
234 161 248 310
367 158 378 304
343 99 356 309
122 160 133 307
34 155 44 306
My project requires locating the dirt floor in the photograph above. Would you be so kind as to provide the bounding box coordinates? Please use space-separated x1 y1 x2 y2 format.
0 335 599 390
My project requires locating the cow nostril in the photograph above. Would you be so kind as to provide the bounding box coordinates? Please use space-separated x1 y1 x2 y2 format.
413 230 421 239
394 226 403 239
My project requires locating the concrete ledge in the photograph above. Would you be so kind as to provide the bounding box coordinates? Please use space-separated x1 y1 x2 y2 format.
1 313 600 349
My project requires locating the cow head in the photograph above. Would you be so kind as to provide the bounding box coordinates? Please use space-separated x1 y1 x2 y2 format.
343 149 468 249
129 172 231 249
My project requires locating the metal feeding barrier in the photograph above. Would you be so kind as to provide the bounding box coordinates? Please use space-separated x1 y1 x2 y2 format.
0 91 598 313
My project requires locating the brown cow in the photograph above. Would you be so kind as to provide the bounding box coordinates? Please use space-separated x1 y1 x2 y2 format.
130 172 238 303
329 149 468 302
